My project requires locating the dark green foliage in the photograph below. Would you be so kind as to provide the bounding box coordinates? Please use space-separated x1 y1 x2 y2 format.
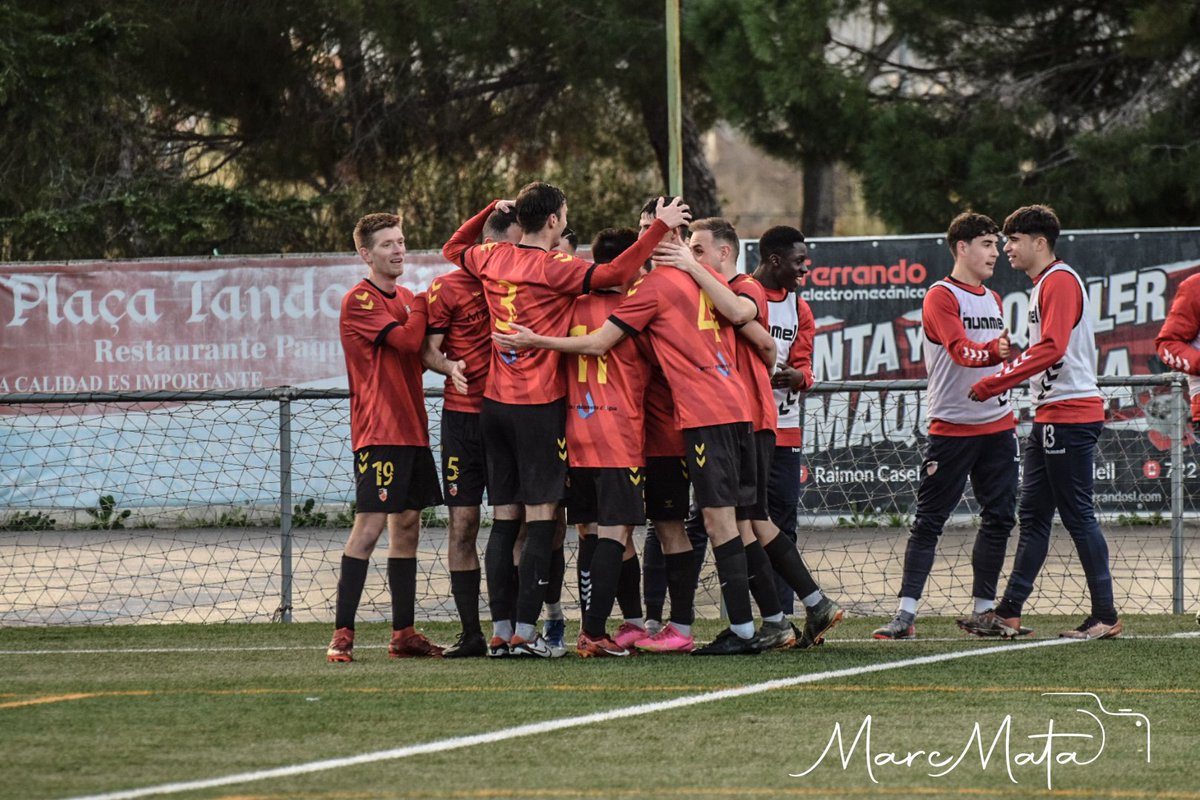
0 510 56 531
860 0 1200 230
0 0 687 259
290 498 327 529
84 495 132 530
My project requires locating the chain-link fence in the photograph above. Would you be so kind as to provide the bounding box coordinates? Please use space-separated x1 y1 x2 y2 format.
1 376 1196 625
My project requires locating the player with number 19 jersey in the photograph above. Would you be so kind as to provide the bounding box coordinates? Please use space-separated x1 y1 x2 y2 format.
339 279 430 450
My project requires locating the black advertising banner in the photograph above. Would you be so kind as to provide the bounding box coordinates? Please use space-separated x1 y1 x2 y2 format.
744 228 1200 516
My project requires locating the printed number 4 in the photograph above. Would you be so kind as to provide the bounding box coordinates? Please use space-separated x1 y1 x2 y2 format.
697 291 721 341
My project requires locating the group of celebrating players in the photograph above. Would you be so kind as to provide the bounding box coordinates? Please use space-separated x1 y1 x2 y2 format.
325 180 1125 663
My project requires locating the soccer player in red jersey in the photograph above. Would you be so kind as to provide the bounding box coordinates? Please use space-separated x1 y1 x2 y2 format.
871 213 1019 641
422 206 521 658
564 228 650 651
755 227 816 615
966 205 1121 640
659 220 844 650
443 183 689 657
558 227 650 656
634 200 708 651
326 213 445 663
1155 272 1200 434
496 214 764 656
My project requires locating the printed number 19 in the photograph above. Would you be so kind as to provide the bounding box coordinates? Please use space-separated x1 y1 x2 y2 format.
373 461 394 486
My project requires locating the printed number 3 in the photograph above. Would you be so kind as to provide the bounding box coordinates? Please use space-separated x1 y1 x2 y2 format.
495 280 519 331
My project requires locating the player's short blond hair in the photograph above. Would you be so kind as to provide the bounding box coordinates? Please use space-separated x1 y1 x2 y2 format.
353 213 402 251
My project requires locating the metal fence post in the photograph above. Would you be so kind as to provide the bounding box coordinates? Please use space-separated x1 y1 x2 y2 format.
1171 377 1185 615
278 391 294 623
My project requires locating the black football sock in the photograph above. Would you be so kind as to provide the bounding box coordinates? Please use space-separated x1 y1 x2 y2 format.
577 534 597 617
515 520 557 625
484 518 521 624
583 538 624 638
664 551 696 627
763 535 819 599
387 557 417 631
713 538 754 627
334 554 370 630
450 568 482 636
745 540 782 619
617 552 643 620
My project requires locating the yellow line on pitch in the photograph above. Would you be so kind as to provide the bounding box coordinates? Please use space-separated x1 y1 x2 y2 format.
5 682 1194 711
0 691 151 709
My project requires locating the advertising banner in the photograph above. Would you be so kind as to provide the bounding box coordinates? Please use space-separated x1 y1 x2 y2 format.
3 229 1199 512
0 253 459 395
744 228 1200 514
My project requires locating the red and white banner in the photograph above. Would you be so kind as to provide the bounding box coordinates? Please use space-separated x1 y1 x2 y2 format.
0 253 454 395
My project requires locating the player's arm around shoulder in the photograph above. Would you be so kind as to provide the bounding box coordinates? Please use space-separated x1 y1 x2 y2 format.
494 320 625 356
738 319 777 371
442 199 506 271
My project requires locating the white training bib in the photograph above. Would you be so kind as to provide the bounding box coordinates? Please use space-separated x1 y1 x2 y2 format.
924 280 1012 426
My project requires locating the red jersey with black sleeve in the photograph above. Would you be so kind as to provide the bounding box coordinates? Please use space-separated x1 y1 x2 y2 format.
609 266 751 430
1155 272 1200 422
339 278 430 450
729 274 777 432
426 269 490 413
442 202 670 405
565 291 650 467
970 263 1103 423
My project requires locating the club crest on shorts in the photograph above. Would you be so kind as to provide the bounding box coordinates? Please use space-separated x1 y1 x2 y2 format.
926 460 938 476
378 487 388 502
449 484 458 496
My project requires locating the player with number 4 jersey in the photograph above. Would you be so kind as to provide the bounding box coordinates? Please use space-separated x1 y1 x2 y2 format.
495 212 764 656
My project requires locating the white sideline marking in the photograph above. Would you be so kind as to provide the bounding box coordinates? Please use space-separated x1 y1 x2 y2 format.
63 637 1073 800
